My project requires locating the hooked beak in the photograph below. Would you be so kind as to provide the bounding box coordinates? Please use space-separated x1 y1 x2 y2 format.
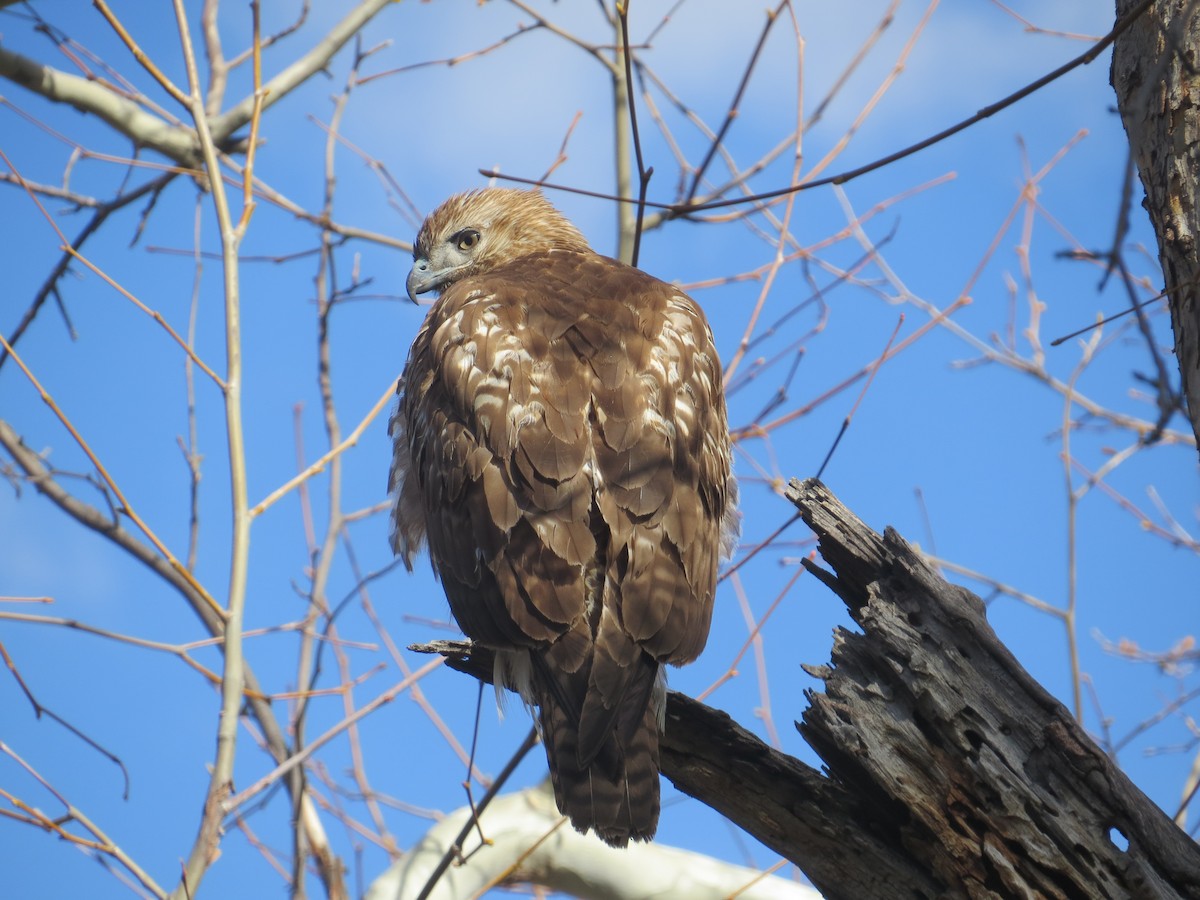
406 258 454 304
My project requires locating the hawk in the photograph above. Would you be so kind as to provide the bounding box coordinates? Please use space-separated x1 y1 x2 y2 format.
389 188 737 846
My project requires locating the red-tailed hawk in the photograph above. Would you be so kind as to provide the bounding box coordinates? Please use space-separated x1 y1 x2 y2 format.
389 188 737 846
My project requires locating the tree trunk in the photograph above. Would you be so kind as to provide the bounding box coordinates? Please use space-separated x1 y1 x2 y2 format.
415 479 1200 898
1112 0 1200 454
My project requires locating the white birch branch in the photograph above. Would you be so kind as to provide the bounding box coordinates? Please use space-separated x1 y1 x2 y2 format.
0 45 200 163
366 781 820 900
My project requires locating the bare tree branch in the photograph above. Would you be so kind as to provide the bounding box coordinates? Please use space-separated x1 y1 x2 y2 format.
367 782 817 900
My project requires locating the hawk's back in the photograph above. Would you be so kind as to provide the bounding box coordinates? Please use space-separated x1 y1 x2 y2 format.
391 241 736 846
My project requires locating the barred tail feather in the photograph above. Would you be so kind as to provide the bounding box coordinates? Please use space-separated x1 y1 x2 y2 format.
539 694 661 847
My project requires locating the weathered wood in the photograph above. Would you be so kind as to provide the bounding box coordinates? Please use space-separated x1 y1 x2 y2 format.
659 684 940 898
412 479 1200 898
1112 0 1200 453
789 478 1200 899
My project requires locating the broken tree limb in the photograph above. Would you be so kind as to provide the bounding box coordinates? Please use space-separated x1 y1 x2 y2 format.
412 478 1200 898
787 478 1200 899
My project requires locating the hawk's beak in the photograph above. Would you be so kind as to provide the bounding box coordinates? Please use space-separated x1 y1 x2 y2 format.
407 258 452 304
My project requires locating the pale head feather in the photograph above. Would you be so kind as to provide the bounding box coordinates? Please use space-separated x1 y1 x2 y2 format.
414 188 592 282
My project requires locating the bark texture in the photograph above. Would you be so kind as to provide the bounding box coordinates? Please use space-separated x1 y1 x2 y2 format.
1112 0 1200 452
414 479 1200 898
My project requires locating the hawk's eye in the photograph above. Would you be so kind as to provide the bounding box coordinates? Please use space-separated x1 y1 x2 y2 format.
453 229 480 252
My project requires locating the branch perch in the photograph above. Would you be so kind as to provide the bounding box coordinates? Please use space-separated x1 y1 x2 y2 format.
413 478 1200 898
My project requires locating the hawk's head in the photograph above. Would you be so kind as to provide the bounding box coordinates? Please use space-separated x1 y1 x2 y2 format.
406 188 592 302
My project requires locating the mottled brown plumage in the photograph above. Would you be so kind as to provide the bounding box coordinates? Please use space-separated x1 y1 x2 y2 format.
389 188 737 846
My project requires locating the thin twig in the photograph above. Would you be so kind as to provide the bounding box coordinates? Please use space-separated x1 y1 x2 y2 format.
413 726 541 900
814 314 903 481
480 0 1157 215
223 658 446 814
93 0 190 105
0 334 224 617
0 743 167 898
0 639 131 798
684 2 786 205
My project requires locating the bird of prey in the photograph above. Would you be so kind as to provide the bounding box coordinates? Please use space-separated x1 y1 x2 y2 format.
389 188 737 847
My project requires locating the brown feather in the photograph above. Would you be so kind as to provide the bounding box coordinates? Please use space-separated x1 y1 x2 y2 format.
389 188 738 845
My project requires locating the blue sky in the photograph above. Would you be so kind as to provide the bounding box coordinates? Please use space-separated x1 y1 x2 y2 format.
2 1 1197 897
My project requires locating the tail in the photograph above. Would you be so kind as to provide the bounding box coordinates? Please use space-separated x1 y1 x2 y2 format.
535 650 662 847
